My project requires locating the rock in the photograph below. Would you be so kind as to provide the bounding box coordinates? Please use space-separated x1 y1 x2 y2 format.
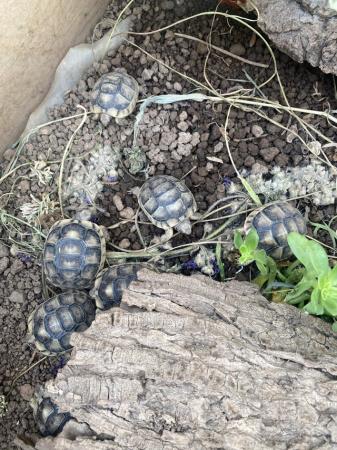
10 259 25 275
112 194 124 212
0 257 9 274
177 122 189 132
244 155 255 167
160 131 177 146
162 0 174 10
120 207 135 220
229 43 246 56
3 148 16 161
0 242 9 258
260 147 280 162
251 125 264 138
18 180 30 193
18 384 34 401
214 142 224 153
190 132 200 147
173 82 182 92
142 69 153 81
9 291 24 304
179 111 188 121
178 132 192 144
251 162 269 175
119 238 131 249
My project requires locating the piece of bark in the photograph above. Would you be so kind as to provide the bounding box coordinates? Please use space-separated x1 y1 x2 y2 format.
19 270 337 450
252 0 337 76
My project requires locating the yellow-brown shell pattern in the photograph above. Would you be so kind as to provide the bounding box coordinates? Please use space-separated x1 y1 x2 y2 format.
244 202 307 260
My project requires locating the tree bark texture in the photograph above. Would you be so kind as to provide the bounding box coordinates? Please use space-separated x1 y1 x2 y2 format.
253 0 337 76
18 270 337 450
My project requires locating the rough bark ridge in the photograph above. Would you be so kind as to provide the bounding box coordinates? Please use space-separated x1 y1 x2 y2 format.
20 270 337 450
251 0 337 76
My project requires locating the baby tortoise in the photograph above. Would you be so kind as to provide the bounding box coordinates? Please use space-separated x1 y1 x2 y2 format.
138 175 200 242
91 70 139 125
90 264 139 311
43 219 106 290
31 395 71 437
27 291 96 355
244 202 307 260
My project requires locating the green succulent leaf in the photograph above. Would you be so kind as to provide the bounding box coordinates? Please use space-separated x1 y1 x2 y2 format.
285 275 313 304
332 322 337 333
245 228 259 252
328 264 337 284
287 232 329 277
304 288 324 315
321 287 337 316
234 230 243 250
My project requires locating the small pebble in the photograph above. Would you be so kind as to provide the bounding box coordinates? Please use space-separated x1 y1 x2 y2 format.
0 243 9 258
260 147 280 162
19 384 34 402
0 257 9 274
251 125 264 138
229 43 246 56
119 239 131 249
113 194 124 212
9 291 24 304
120 207 135 220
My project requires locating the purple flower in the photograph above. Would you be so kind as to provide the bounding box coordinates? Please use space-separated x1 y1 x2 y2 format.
223 176 232 188
90 215 99 223
50 356 67 377
107 175 118 183
182 259 199 271
210 258 220 276
17 252 32 263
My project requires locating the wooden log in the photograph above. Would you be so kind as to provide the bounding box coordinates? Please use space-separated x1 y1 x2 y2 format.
17 270 337 450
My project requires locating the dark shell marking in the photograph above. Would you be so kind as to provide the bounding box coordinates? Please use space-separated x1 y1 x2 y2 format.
91 265 139 311
43 219 105 290
139 175 196 229
34 397 71 437
28 291 95 355
245 202 306 260
91 71 139 118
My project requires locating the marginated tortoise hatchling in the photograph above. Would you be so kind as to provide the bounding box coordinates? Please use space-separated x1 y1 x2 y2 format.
43 219 106 290
138 175 199 241
244 202 307 260
90 264 139 310
32 396 71 437
27 291 96 355
91 70 139 125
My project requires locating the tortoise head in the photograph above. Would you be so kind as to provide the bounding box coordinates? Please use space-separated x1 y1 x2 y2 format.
175 219 192 235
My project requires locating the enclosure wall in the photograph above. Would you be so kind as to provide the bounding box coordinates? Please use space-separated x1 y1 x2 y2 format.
0 0 110 154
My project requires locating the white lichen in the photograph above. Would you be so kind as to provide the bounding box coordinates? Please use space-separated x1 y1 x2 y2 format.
64 144 120 207
29 161 53 185
20 193 58 224
242 161 337 206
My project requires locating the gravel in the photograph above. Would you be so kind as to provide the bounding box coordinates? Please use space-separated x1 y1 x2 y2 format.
0 0 336 448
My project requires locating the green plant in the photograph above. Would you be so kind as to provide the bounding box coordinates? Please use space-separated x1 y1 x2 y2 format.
234 228 277 287
285 232 337 318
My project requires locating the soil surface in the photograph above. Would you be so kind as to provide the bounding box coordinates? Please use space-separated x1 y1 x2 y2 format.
0 0 336 448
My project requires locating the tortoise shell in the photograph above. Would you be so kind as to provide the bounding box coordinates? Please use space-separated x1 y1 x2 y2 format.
43 219 105 290
91 71 139 118
90 264 139 310
27 291 96 355
138 175 197 231
33 397 71 437
244 202 307 260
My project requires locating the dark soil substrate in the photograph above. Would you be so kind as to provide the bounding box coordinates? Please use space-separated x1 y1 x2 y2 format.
0 0 336 448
